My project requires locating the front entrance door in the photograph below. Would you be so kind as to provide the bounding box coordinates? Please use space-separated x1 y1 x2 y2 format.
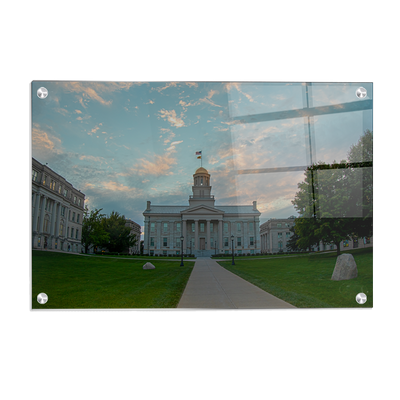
200 238 205 250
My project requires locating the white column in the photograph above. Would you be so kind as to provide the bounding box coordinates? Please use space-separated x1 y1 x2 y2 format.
50 200 56 236
206 220 211 250
194 220 199 250
156 221 162 252
38 196 47 233
182 220 187 254
55 202 61 238
170 220 174 251
218 219 223 252
33 193 41 232
64 206 70 239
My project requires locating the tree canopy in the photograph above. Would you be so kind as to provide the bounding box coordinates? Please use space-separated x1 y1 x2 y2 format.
291 130 373 255
81 208 138 254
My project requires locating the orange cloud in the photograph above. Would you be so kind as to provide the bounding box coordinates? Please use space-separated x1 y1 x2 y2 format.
32 123 62 153
135 154 177 176
158 109 185 128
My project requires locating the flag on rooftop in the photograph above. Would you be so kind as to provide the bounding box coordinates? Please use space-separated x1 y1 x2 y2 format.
197 156 201 159
196 151 202 155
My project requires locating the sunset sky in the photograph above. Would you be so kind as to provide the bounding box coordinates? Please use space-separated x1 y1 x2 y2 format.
31 81 372 236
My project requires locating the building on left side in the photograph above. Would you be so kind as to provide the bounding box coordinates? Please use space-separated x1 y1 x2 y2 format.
32 158 85 253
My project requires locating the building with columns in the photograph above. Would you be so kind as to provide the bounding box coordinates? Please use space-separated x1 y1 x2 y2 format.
260 217 295 253
32 158 85 253
143 167 261 257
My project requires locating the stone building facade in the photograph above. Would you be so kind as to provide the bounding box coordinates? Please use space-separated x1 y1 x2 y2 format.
260 217 296 253
143 167 261 257
124 219 141 254
260 217 373 253
32 158 85 253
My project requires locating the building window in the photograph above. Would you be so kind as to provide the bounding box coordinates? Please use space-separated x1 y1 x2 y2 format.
224 237 228 247
75 229 79 239
278 232 282 238
163 237 168 247
51 180 56 190
150 250 154 256
58 185 62 194
77 214 80 223
286 232 290 239
64 189 68 197
163 250 167 256
43 219 49 233
74 196 77 204
43 175 47 185
59 224 63 236
250 249 255 255
250 237 254 246
78 198 81 206
210 223 213 233
238 250 242 254
277 223 282 228
163 222 168 233
67 227 70 237
237 237 242 247
71 228 74 238
150 237 154 246
237 223 241 232
150 222 155 233
210 237 214 248
72 212 75 222
69 210 71 220
249 222 254 232
278 241 283 250
224 223 228 233
32 170 38 181
176 222 181 232
61 206 65 217
192 223 195 233
200 223 205 233
364 237 370 244
225 250 229 255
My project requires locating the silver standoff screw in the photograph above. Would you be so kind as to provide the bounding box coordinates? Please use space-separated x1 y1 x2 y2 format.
355 293 367 304
37 87 48 99
356 87 367 99
37 293 48 304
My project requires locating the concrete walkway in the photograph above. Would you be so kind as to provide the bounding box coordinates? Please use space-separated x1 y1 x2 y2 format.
178 257 296 309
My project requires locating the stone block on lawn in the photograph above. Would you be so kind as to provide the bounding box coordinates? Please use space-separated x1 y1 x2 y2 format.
331 254 358 280
143 262 155 270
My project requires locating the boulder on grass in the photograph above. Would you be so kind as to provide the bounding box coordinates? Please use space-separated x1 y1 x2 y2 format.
143 262 155 270
331 254 358 280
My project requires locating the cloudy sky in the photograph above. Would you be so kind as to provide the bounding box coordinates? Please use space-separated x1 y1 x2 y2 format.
31 81 372 235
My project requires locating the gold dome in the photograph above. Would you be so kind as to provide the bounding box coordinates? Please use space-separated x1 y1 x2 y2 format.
194 167 209 175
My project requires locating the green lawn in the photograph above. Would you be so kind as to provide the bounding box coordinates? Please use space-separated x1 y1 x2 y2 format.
218 248 373 308
32 251 194 309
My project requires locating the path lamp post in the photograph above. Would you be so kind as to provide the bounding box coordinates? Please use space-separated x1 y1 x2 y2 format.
231 234 235 265
180 235 184 266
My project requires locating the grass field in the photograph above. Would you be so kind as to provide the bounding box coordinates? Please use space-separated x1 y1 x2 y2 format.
218 248 373 308
32 251 194 309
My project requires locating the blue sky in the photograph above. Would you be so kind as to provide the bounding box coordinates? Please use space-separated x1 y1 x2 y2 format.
31 81 372 235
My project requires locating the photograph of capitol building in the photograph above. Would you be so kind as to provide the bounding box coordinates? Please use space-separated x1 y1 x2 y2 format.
143 166 261 257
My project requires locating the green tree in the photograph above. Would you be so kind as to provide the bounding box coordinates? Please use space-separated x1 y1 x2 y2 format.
81 207 110 254
347 130 373 237
101 211 137 253
292 162 357 256
291 130 373 256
